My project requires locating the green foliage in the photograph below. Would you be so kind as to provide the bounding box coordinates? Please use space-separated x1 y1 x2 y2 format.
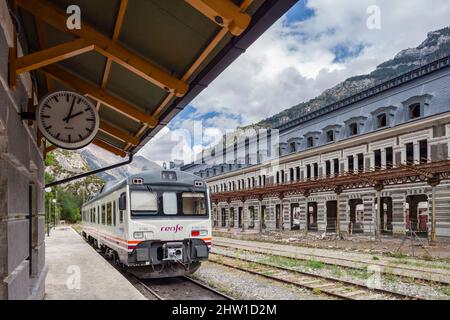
44 152 55 166
57 190 83 222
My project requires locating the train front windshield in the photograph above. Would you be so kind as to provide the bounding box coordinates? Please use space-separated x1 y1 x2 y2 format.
130 189 208 217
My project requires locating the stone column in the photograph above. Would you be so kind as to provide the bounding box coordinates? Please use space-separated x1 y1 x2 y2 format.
335 187 342 236
427 175 440 245
375 183 384 241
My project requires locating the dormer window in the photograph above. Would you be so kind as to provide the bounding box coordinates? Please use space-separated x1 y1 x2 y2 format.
377 113 387 128
409 103 421 119
402 94 432 121
349 122 358 136
322 124 341 144
289 142 296 153
371 106 397 129
304 131 320 148
344 116 366 137
326 130 334 142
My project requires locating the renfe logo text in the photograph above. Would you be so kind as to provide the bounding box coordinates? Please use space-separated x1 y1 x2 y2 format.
160 224 183 233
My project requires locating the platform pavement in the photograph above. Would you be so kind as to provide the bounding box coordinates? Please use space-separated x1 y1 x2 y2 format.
45 227 145 300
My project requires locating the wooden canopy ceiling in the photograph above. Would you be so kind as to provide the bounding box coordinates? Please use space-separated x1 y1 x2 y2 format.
10 0 297 157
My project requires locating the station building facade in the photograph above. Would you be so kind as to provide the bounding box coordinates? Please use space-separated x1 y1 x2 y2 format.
182 56 450 238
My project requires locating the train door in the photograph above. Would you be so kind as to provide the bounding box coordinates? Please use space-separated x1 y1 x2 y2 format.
349 199 364 234
275 204 281 229
326 201 337 232
307 202 318 231
290 203 300 230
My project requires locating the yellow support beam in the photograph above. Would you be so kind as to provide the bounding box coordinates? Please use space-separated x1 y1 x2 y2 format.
16 0 188 97
15 38 94 74
185 0 251 36
41 65 158 127
92 139 127 157
99 120 139 146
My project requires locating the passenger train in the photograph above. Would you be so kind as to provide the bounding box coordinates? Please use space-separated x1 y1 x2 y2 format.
81 169 212 278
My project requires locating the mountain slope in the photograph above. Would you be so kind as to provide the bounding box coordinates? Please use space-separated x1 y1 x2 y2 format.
257 27 450 128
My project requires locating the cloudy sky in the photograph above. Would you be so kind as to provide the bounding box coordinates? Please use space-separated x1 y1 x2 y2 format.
130 0 450 166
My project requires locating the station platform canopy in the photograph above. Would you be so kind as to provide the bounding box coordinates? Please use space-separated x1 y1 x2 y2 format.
13 0 297 157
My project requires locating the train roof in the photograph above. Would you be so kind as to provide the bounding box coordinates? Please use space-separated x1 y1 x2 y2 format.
83 169 206 207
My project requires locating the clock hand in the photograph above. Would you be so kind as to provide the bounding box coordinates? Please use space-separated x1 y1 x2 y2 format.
64 96 76 123
63 111 84 122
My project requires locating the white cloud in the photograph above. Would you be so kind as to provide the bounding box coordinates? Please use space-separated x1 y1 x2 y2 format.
140 0 450 163
189 0 450 125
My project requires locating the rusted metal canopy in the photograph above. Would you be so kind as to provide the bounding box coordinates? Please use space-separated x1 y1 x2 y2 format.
13 0 298 156
211 160 450 202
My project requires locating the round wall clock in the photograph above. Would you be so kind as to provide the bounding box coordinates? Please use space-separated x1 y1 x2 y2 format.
36 90 100 150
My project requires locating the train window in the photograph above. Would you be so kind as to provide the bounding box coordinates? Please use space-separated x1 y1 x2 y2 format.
182 193 206 215
130 191 157 214
106 202 112 225
163 192 178 215
101 205 106 224
113 201 116 226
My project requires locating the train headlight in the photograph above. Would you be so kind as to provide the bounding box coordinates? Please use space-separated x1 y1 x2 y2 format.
134 231 153 240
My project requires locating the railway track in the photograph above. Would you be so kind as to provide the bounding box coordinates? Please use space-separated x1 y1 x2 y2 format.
209 251 424 300
213 239 450 285
135 275 233 300
84 235 232 300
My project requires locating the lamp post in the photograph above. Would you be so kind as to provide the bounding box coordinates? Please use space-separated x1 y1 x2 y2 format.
45 187 52 236
52 189 57 229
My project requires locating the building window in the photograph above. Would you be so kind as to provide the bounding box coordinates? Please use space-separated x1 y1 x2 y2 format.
313 163 318 179
325 160 331 176
306 164 311 179
357 153 364 172
419 140 428 163
326 130 334 142
221 208 227 227
290 142 296 153
349 123 358 136
374 149 382 170
276 171 280 184
409 103 421 119
386 147 393 168
377 113 387 128
296 167 300 180
307 136 314 148
348 155 354 172
248 207 255 229
280 170 285 183
406 142 414 164
334 159 339 176
290 168 294 181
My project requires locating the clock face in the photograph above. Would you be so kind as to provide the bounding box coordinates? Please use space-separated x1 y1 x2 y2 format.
37 91 100 150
